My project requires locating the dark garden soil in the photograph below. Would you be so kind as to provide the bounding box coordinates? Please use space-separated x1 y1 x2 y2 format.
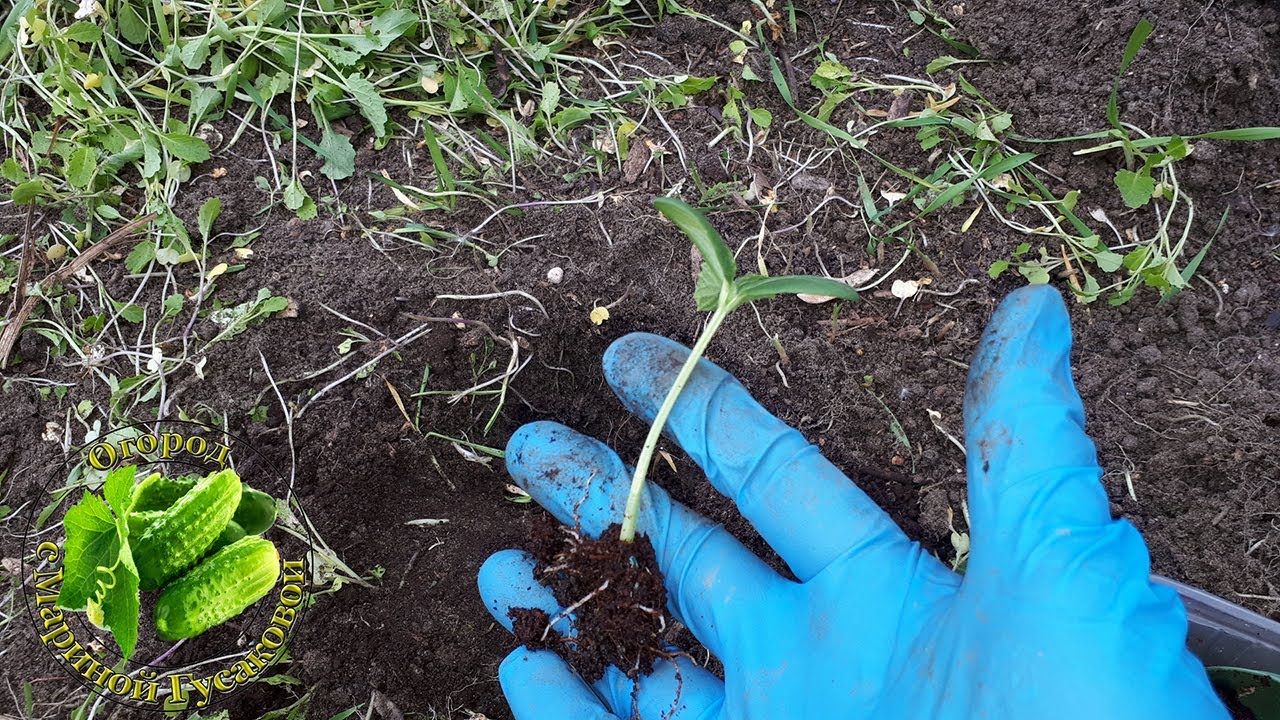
2 0 1278 717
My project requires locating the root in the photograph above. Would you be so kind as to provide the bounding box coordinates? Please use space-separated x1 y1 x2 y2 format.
542 578 610 642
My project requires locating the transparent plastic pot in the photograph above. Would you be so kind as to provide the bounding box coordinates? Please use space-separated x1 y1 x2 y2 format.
1155 575 1280 673
1156 576 1280 717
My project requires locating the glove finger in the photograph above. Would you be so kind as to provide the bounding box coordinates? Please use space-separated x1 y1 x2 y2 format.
504 423 786 661
482 550 726 720
479 549 574 635
964 286 1156 602
499 648 619 720
603 332 914 582
594 651 724 720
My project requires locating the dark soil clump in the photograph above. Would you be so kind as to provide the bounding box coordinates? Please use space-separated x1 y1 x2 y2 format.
514 514 667 683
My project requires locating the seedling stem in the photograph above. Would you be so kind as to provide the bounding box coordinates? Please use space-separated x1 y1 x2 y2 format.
618 200 859 543
619 305 730 542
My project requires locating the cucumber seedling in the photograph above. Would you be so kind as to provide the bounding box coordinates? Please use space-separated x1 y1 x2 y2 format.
510 200 861 682
618 198 861 543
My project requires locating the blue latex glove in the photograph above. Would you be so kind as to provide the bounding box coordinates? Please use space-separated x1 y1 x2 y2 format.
478 286 1228 719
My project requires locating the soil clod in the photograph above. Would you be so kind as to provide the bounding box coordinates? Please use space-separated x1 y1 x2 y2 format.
513 514 668 683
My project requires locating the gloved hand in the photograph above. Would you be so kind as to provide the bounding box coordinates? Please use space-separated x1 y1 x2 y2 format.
477 286 1228 719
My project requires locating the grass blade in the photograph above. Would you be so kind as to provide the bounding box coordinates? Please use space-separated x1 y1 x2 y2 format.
1107 19 1154 128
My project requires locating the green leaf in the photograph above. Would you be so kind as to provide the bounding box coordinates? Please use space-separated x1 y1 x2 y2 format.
749 107 772 128
733 274 860 305
11 180 46 204
925 55 964 74
180 36 211 70
1107 19 1154 128
198 197 222 240
987 259 1010 279
98 545 139 661
552 106 592 131
159 133 211 163
66 147 97 189
63 22 103 43
141 138 161 178
101 140 144 181
102 465 136 519
0 0 36 62
259 296 289 314
655 75 718 107
318 128 356 180
1122 246 1150 272
1017 264 1051 285
654 198 736 300
117 1 148 44
1 157 24 183
1193 127 1280 142
295 196 318 220
1114 168 1156 208
693 263 721 311
283 179 308 212
540 81 561 117
346 75 388 137
115 303 145 323
811 59 853 92
125 241 155 272
1162 207 1228 304
445 66 497 116
741 64 761 82
190 85 221 121
208 289 290 338
154 246 181 266
56 492 119 611
163 293 185 318
916 152 1037 217
1093 250 1124 273
337 8 418 56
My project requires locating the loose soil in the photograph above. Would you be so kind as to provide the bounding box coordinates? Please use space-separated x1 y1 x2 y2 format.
2 0 1278 717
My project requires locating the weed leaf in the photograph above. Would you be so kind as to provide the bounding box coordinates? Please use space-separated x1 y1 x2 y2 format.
540 81 561 117
198 197 222 241
1093 250 1125 273
338 8 418 56
0 0 36 62
159 133 211 163
117 1 148 44
1017 264 1051 285
346 75 388 137
63 22 102 44
925 55 964 74
11 180 46 204
319 128 356 180
1114 168 1155 208
283 179 306 211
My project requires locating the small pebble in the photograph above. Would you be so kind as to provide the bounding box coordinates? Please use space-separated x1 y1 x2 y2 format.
546 266 564 284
